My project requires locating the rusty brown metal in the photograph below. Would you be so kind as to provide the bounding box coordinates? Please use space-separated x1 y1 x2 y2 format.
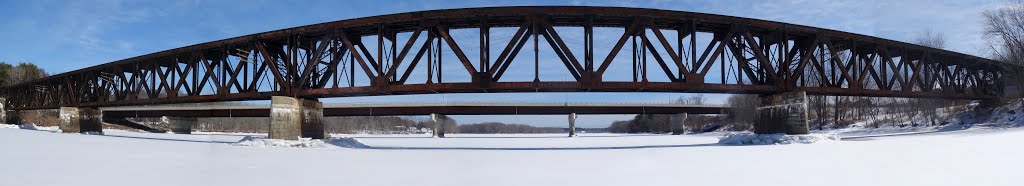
0 6 1009 110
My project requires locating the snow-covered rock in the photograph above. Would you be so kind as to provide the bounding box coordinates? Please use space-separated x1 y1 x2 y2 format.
718 133 840 145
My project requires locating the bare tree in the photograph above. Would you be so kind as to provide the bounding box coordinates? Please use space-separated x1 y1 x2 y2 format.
724 94 756 128
913 30 950 126
984 1 1024 64
984 1 1024 107
915 29 947 49
674 94 706 105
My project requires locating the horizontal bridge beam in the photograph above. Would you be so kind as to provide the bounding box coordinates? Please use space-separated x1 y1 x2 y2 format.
102 105 725 117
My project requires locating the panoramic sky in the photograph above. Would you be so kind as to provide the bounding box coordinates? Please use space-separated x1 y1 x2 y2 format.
0 0 1008 127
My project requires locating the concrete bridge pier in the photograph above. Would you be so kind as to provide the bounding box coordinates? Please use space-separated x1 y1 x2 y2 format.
161 116 197 134
269 96 326 140
670 113 688 135
568 113 577 137
58 107 103 134
754 91 810 135
431 113 448 138
301 99 326 139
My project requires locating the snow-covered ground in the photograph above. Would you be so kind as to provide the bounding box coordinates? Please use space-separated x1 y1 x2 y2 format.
1 124 1023 186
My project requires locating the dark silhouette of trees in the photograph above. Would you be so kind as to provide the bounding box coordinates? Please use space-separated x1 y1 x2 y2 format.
0 61 48 87
457 122 563 134
723 94 756 130
607 95 719 133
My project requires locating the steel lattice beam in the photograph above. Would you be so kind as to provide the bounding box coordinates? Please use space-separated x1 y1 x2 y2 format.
0 6 1009 110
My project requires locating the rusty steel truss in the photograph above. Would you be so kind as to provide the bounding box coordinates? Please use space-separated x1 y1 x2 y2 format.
0 6 1007 110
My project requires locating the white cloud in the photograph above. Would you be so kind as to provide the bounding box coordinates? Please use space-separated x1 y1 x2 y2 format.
54 0 159 54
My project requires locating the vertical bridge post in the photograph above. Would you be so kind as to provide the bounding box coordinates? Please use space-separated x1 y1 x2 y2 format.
162 116 197 134
431 113 448 138
568 113 577 137
670 113 688 135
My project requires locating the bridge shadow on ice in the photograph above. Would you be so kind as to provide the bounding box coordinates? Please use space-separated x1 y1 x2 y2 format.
352 143 720 151
342 134 721 150
350 134 665 139
99 133 243 144
839 124 977 140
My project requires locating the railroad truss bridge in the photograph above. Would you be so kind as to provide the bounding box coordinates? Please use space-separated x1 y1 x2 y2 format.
0 6 1012 138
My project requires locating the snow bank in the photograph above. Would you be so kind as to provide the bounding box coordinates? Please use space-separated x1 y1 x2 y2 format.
718 133 840 145
17 124 61 132
232 136 329 148
232 136 369 148
0 124 18 129
326 138 369 149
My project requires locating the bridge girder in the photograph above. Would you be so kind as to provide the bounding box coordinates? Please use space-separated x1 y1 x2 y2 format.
0 6 1007 110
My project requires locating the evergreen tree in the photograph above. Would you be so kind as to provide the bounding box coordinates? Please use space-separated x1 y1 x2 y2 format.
0 61 47 86
0 62 12 87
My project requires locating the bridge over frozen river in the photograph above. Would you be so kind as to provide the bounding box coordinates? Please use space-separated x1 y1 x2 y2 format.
0 6 1012 139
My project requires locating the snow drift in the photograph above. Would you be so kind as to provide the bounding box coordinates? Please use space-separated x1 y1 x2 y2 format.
718 133 840 145
232 136 368 148
327 137 370 148
1 124 62 132
232 136 329 148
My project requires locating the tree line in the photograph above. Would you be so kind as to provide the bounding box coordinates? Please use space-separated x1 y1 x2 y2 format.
457 122 564 134
607 94 718 133
193 116 437 134
0 61 48 87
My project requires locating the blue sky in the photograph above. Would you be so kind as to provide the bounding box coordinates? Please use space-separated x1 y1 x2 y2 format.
0 0 1006 127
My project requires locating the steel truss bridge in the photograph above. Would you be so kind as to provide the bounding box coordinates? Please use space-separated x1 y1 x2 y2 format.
0 6 1009 111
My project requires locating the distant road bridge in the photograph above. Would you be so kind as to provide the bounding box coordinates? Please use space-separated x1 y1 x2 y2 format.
100 102 727 117
0 6 1012 139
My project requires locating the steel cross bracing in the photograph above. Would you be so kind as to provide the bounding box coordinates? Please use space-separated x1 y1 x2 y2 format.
0 6 1007 110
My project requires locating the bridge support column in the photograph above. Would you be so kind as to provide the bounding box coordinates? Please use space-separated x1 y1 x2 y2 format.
568 113 577 137
754 91 809 135
671 113 688 135
431 113 448 138
270 96 326 140
162 116 196 134
301 99 326 139
5 110 18 125
58 107 103 134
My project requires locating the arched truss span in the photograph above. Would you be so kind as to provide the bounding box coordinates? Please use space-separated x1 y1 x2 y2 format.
0 6 1007 110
